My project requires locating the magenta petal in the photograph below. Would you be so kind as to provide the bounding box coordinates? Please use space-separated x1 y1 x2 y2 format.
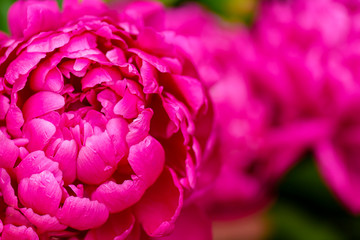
113 88 143 119
315 140 360 213
1 224 39 240
0 95 9 120
91 177 147 213
56 196 109 230
0 219 2 234
53 140 78 185
81 67 113 90
172 75 205 113
6 104 24 138
5 207 29 227
21 208 67 233
0 132 19 169
85 211 135 240
8 0 60 38
106 118 128 158
77 132 117 184
0 168 18 208
27 32 70 53
22 91 64 121
5 51 45 84
126 108 153 146
159 204 212 240
23 118 56 152
16 150 62 183
18 171 62 216
128 135 165 185
134 168 183 237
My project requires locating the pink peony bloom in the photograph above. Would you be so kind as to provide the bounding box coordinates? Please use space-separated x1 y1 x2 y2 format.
0 0 212 238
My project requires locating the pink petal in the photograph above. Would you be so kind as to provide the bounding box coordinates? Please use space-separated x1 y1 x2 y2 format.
0 95 9 120
0 132 19 169
62 0 107 23
126 108 153 146
106 118 128 158
61 32 97 53
8 0 60 38
53 140 78 185
140 60 159 94
1 224 39 240
81 67 113 90
56 196 109 230
0 219 2 233
27 32 70 53
315 140 360 213
5 51 46 84
106 48 126 66
134 168 183 237
18 171 62 215
23 118 56 152
77 132 117 184
91 177 147 213
113 88 143 119
85 210 135 240
128 48 170 73
21 208 67 233
0 169 18 208
15 150 62 183
5 207 30 226
6 104 24 137
22 91 65 121
159 204 212 240
172 74 205 113
128 135 165 185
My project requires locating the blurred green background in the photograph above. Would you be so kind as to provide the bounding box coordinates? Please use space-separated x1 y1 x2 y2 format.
1 0 359 239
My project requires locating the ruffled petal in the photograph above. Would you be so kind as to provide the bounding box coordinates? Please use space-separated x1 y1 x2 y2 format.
8 0 60 38
23 118 56 152
56 196 109 230
126 109 153 146
18 171 62 215
134 168 183 237
105 117 128 158
21 208 67 233
15 150 62 183
5 51 46 84
0 169 18 208
128 135 165 185
22 91 65 121
1 224 39 240
53 140 78 185
0 132 19 169
92 177 146 213
77 132 117 184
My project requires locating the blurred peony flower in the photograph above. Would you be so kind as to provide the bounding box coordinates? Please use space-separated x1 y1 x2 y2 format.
254 0 360 214
0 0 212 238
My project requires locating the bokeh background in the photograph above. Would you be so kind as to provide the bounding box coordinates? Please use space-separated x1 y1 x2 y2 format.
1 0 360 239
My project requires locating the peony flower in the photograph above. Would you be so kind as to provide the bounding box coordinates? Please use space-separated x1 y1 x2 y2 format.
254 0 360 214
0 0 212 238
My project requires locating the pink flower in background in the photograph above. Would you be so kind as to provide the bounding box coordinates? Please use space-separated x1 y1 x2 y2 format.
254 0 360 214
0 0 212 238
